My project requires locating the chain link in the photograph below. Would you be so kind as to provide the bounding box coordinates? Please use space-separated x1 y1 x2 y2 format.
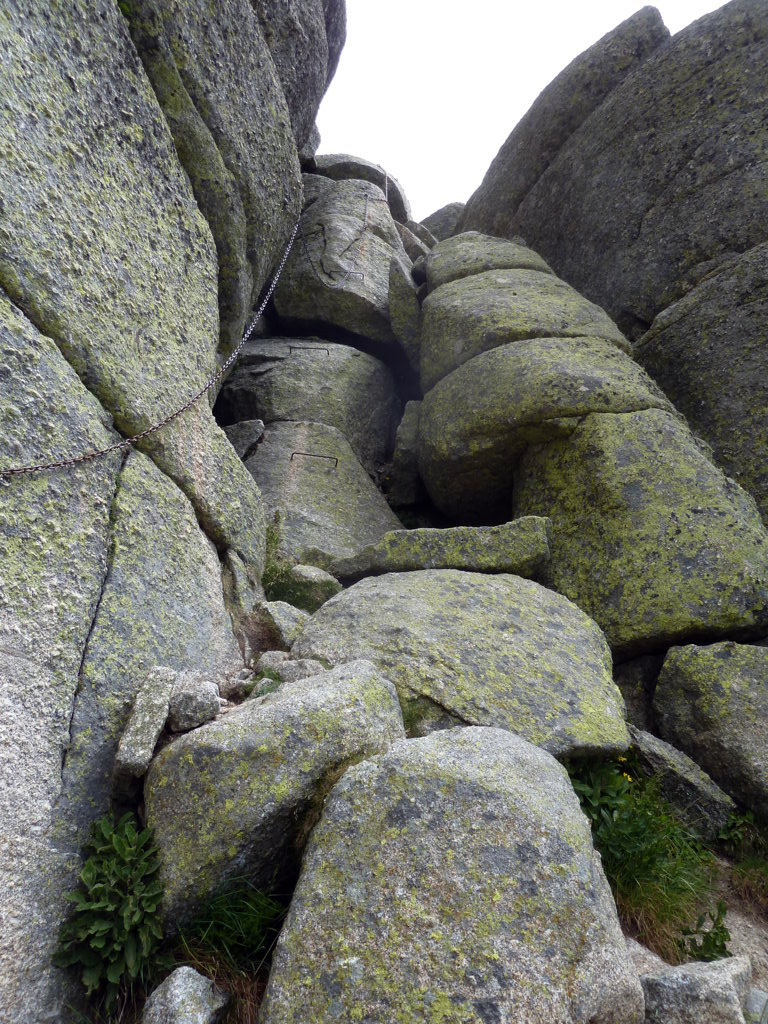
0 222 299 480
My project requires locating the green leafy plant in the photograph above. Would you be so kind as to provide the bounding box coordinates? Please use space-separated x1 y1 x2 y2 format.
569 758 719 961
54 813 168 1015
679 900 732 961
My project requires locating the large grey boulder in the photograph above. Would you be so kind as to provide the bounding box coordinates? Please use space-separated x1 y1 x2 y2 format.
243 421 401 565
514 408 768 656
249 0 329 150
215 338 399 473
143 966 228 1024
628 725 736 842
424 231 553 294
635 243 768 520
640 956 752 1024
259 729 645 1024
419 335 672 521
328 518 551 582
126 0 301 354
273 178 411 345
313 153 412 224
145 661 404 923
504 2 768 339
460 8 668 241
420 267 628 391
421 201 465 241
654 642 768 819
0 0 268 572
293 569 630 757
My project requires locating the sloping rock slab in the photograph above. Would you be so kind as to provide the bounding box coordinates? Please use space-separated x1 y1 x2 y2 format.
424 231 553 293
635 242 768 520
460 8 668 239
514 408 768 657
421 201 465 241
640 956 751 1024
313 153 412 223
215 337 399 473
420 268 629 391
145 661 404 923
243 421 401 565
419 335 672 521
293 569 629 757
654 642 768 819
274 178 411 345
628 725 736 842
329 518 551 582
259 728 644 1024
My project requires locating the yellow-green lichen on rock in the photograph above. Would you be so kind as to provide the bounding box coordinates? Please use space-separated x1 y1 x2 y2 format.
259 728 645 1024
419 335 673 521
514 408 768 656
653 642 768 820
292 569 629 758
0 0 267 571
419 268 629 392
424 231 553 293
144 661 405 924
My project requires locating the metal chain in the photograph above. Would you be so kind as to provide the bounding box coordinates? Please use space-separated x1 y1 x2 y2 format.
0 222 299 480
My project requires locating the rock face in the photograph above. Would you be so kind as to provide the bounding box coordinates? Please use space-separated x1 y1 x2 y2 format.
328 517 551 581
145 661 404 923
293 570 629 757
126 0 301 354
243 421 401 564
481 2 768 340
421 201 465 241
653 642 768 819
640 956 752 1024
143 966 228 1024
214 338 399 473
460 7 669 242
635 243 768 520
423 231 553 294
514 408 768 656
313 153 412 224
259 728 645 1024
273 178 411 345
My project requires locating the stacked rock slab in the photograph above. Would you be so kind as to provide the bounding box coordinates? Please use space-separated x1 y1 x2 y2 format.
293 569 630 757
417 232 768 656
312 153 412 224
259 729 645 1024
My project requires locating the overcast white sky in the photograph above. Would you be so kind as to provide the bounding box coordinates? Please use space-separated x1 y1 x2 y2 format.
316 1 726 221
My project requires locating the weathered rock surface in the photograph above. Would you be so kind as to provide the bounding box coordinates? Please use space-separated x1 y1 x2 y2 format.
388 257 421 372
249 600 310 652
113 667 178 790
259 728 645 1024
249 0 329 150
613 654 664 731
505 2 768 338
215 338 399 473
420 268 629 391
127 0 301 353
0 0 268 572
313 153 412 224
293 570 629 756
321 0 346 87
274 178 411 345
264 563 342 612
253 650 326 686
168 677 221 733
640 955 751 1024
222 419 265 461
381 400 424 507
424 231 553 294
420 335 672 520
514 408 768 656
460 7 669 241
145 661 404 922
395 221 431 262
421 201 465 241
635 243 768 519
628 725 736 842
143 966 228 1024
243 421 401 564
329 517 551 581
654 643 768 819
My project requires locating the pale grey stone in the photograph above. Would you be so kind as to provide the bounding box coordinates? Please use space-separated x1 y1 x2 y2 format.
259 728 645 1023
143 966 227 1024
250 600 310 653
745 988 768 1024
395 221 430 262
421 201 465 241
313 153 412 223
388 258 422 373
285 564 342 611
625 937 667 976
223 420 265 462
424 231 553 294
168 678 220 732
293 569 629 757
114 668 178 785
145 661 405 923
641 955 752 1024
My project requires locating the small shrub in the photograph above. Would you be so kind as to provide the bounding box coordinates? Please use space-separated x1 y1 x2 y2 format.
54 813 168 1016
679 900 732 962
569 758 720 961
